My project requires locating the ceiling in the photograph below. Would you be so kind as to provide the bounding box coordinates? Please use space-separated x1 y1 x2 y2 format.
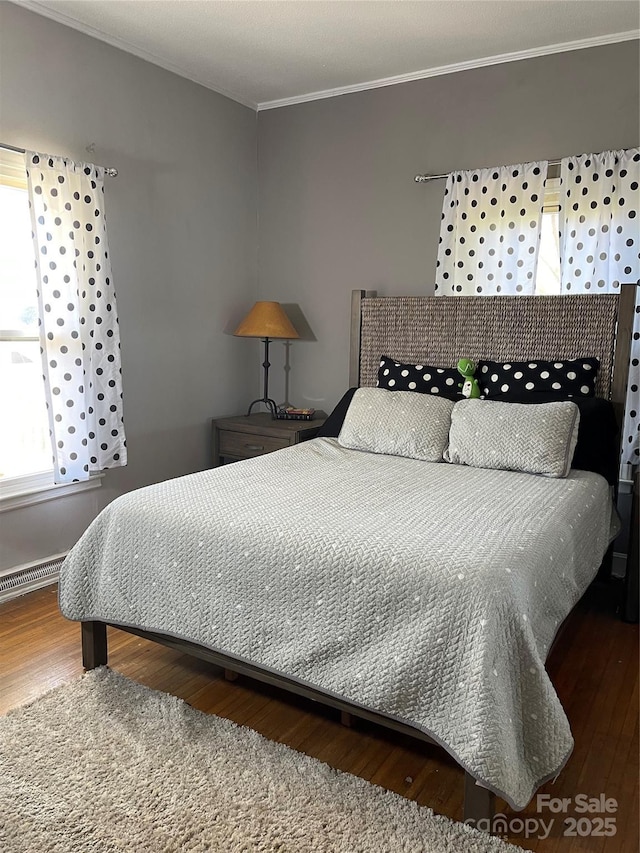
18 1 640 110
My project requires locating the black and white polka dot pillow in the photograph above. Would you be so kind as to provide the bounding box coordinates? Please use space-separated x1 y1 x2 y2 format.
477 358 599 398
377 356 461 399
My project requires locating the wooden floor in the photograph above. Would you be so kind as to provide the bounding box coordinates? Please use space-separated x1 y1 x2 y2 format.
0 582 637 852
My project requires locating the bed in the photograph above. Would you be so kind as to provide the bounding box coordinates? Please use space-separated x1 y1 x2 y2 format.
61 286 636 823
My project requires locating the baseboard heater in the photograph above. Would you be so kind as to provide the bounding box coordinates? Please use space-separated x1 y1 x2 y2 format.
0 553 67 604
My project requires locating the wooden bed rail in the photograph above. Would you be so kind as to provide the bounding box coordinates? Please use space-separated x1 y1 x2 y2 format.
349 288 377 387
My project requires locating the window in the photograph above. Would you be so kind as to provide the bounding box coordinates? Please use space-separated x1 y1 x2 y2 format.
534 177 561 295
0 152 53 485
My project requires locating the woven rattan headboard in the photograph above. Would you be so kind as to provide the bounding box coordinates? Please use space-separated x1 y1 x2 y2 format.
350 290 636 422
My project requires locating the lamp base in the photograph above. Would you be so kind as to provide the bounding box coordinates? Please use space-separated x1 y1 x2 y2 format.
245 397 278 418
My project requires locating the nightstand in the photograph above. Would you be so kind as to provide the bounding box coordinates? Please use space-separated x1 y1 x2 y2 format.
211 412 326 466
623 469 638 623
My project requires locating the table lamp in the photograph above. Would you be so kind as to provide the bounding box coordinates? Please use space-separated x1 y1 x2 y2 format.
234 301 299 417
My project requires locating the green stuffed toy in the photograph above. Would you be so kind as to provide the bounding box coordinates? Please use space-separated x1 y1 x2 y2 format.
457 357 481 399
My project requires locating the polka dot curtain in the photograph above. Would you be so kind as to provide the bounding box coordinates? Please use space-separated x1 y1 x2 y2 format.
559 149 639 466
25 151 127 483
435 161 548 295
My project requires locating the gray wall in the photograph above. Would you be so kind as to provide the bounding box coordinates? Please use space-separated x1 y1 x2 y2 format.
257 42 640 411
0 4 258 571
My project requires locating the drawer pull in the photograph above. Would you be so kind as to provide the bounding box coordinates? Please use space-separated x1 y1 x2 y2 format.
245 443 264 451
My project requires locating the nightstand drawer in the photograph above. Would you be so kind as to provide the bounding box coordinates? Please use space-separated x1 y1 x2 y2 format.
218 429 290 459
212 412 326 467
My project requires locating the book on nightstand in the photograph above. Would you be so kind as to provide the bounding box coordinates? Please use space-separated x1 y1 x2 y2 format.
275 407 316 421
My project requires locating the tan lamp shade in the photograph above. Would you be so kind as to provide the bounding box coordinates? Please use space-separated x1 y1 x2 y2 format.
234 301 299 339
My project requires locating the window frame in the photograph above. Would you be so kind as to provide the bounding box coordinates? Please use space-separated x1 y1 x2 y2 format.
533 177 562 296
0 469 103 513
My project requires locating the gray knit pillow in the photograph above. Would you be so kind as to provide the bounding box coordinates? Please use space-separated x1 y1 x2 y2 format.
445 399 580 478
338 388 454 462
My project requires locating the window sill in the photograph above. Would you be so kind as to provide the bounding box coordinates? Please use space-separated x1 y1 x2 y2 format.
0 472 103 513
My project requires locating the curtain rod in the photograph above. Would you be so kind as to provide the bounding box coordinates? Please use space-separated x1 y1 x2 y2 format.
414 158 561 183
0 142 118 177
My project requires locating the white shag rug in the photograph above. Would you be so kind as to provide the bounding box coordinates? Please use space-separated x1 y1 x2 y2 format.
0 668 520 852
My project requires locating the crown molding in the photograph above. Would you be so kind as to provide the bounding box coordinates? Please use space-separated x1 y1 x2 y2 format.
257 30 640 111
12 0 259 111
12 3 638 114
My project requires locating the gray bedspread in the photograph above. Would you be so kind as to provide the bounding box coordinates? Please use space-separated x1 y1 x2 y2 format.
59 438 616 809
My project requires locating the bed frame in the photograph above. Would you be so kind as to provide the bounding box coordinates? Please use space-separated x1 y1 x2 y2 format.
82 284 636 825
